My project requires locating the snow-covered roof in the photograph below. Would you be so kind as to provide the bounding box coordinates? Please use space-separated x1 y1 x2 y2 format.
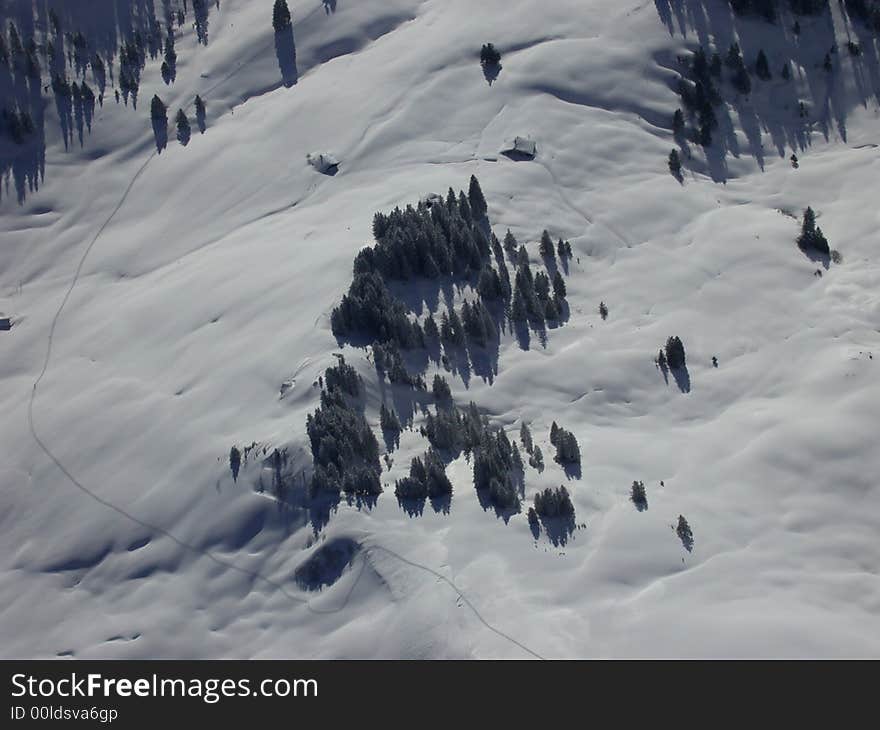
503 136 537 157
306 152 340 173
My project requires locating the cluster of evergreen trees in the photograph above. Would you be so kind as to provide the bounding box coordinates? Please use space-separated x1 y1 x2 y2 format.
480 43 501 66
658 336 686 370
0 106 34 144
306 356 382 498
333 177 571 352
677 46 722 146
797 206 830 256
394 449 453 500
677 515 694 552
533 486 575 518
631 480 648 511
373 340 427 388
421 401 523 509
379 403 401 433
550 422 581 466
845 0 880 31
1 22 40 79
519 423 545 470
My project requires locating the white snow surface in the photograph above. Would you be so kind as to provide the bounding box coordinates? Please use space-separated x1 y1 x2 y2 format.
1 0 879 658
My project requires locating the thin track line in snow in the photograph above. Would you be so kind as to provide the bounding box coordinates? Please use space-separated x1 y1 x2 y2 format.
25 38 544 661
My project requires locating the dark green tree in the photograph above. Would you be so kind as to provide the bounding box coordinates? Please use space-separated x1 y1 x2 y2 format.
468 175 487 218
273 0 292 31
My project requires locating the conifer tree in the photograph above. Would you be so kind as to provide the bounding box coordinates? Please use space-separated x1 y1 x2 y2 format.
176 108 191 143
503 229 518 254
539 229 555 259
273 0 292 31
520 422 533 454
755 49 771 80
669 149 682 178
229 446 241 482
468 175 487 218
552 270 567 300
151 94 167 121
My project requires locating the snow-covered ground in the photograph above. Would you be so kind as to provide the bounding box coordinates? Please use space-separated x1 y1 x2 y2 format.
1 0 879 658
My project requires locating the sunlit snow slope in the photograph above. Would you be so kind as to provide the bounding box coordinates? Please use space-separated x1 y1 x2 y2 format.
1 0 879 658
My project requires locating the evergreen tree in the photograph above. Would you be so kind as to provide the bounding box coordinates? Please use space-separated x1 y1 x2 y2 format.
529 445 544 470
672 108 685 134
552 270 567 299
599 301 609 320
273 0 292 32
755 49 771 80
468 175 487 218
677 514 694 551
176 108 191 143
797 206 830 255
229 446 241 482
669 149 682 177
424 313 439 341
520 422 533 454
539 229 555 259
631 480 647 511
151 94 167 121
823 53 832 72
480 43 501 66
503 228 518 254
380 403 401 432
665 336 686 369
432 374 452 402
781 61 791 81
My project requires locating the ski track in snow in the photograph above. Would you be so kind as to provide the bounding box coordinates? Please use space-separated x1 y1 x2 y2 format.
22 3 545 662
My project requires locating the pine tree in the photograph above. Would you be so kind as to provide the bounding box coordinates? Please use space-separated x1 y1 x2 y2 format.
552 270 566 299
176 108 191 143
273 0 292 31
797 206 830 255
631 480 647 511
755 49 771 80
665 336 686 369
151 94 167 121
520 422 533 454
432 374 452 401
468 175 487 218
539 230 555 259
672 108 685 134
669 149 682 178
480 43 501 66
229 446 241 482
424 313 439 341
380 403 401 432
503 229 518 254
781 61 791 81
529 445 544 470
677 515 694 551
599 301 608 320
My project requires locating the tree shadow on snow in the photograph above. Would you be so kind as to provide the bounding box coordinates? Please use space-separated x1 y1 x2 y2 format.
275 25 299 88
657 1 879 181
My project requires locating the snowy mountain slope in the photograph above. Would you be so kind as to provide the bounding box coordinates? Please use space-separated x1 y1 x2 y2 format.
1 0 879 658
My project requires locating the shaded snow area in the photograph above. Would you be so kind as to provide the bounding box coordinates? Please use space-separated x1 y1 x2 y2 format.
1 0 879 658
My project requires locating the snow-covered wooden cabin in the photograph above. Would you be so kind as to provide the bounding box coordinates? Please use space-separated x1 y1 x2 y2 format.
502 136 537 158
